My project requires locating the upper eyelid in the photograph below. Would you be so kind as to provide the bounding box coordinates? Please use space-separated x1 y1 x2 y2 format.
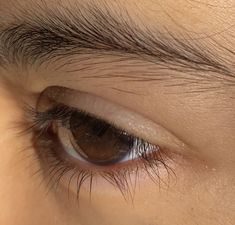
37 86 187 151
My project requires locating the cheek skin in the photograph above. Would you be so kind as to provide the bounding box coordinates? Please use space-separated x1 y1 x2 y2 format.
60 163 234 225
0 84 234 225
0 84 58 225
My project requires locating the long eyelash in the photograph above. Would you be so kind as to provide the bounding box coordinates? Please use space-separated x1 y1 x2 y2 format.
19 103 175 202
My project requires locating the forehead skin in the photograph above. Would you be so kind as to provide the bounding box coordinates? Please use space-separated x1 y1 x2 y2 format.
1 0 235 34
0 1 235 225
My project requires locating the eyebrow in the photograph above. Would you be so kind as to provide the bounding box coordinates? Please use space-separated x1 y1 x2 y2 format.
0 3 234 80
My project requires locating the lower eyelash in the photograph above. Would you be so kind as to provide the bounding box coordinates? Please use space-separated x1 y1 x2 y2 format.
19 103 175 202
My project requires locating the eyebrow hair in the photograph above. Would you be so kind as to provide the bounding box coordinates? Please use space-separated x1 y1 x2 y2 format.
0 3 234 80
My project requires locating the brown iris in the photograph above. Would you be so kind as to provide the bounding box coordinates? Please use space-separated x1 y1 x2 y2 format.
69 111 133 165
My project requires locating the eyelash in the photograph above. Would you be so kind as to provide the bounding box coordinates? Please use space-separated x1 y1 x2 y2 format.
21 102 173 201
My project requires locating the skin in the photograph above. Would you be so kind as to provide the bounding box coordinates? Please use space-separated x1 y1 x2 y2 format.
0 0 235 225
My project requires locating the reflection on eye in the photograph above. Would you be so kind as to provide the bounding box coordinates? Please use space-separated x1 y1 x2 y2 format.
25 89 174 200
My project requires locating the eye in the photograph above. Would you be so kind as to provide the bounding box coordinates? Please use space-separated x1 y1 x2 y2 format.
26 86 178 199
48 104 158 167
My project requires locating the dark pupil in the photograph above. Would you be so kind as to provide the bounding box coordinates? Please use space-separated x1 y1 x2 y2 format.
70 111 133 165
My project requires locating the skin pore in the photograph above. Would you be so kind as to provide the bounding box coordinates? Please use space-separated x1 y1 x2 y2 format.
0 0 235 225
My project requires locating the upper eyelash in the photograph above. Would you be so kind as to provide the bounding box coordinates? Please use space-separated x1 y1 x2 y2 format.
21 102 174 202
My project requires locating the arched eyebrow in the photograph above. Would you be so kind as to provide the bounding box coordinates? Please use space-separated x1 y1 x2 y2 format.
0 3 234 80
